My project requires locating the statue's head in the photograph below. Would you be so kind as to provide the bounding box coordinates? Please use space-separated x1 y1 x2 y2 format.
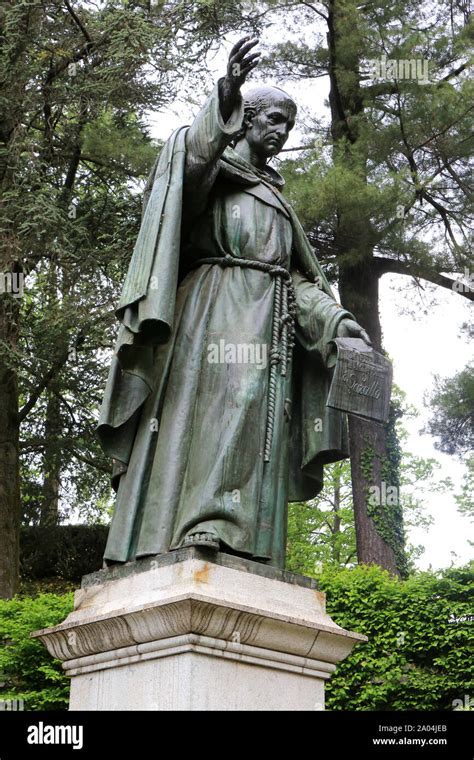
234 85 297 159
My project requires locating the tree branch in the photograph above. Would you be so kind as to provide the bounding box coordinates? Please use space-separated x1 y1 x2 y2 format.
300 1 328 21
18 334 84 422
441 61 471 81
362 62 470 97
373 256 474 300
280 144 317 152
68 449 110 473
64 0 92 44
19 352 69 422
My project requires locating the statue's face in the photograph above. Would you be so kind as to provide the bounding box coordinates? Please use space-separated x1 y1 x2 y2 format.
245 100 296 159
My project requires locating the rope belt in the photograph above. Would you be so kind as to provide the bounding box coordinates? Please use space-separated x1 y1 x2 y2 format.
191 254 297 461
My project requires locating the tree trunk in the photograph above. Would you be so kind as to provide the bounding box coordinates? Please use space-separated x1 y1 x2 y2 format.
327 0 405 575
348 417 399 572
338 263 401 575
332 464 341 565
0 292 21 598
40 389 62 527
0 2 40 598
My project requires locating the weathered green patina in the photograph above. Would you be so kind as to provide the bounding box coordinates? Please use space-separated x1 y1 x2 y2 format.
97 39 371 569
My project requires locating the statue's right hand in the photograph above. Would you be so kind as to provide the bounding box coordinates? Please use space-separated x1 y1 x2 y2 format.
223 36 260 93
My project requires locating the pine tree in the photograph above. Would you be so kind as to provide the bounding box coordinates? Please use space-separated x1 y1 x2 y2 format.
259 0 472 573
0 0 259 598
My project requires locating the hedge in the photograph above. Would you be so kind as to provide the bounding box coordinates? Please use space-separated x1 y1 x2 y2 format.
0 563 472 711
320 563 474 710
0 593 73 710
20 525 108 582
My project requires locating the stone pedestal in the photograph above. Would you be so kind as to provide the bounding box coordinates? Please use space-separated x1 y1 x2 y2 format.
32 548 367 711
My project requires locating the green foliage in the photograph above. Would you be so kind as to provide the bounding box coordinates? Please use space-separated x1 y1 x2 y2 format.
1 0 263 540
20 525 108 582
424 363 474 457
319 563 474 711
287 385 444 572
287 461 357 573
0 593 73 711
364 399 407 577
264 0 472 575
454 456 474 533
2 564 471 712
266 0 472 295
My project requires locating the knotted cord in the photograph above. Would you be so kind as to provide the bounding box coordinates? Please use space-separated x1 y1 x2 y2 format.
190 254 296 462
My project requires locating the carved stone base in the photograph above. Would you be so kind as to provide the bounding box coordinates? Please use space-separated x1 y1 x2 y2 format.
32 549 367 711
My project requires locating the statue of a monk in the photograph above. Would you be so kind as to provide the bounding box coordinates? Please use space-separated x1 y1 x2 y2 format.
97 37 371 569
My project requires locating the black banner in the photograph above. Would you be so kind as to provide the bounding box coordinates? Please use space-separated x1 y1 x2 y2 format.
0 711 471 757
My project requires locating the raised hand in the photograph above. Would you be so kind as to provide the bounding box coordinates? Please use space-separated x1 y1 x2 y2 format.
219 36 260 123
226 36 260 90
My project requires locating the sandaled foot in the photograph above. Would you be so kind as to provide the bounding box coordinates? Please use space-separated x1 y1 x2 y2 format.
182 531 220 550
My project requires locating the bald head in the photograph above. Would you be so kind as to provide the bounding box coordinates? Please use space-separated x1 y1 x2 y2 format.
233 84 297 166
243 85 297 116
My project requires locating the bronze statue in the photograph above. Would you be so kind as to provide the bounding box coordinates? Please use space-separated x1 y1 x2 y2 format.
97 38 371 569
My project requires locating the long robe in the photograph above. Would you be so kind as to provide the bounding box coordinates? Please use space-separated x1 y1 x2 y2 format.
97 83 353 569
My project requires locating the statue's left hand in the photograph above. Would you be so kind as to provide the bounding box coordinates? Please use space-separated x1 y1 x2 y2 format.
219 36 260 123
336 319 372 346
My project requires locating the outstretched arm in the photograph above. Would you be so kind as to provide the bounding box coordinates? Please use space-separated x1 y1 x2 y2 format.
183 37 260 216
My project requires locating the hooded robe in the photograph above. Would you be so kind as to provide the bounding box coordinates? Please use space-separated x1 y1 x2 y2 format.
97 82 353 569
